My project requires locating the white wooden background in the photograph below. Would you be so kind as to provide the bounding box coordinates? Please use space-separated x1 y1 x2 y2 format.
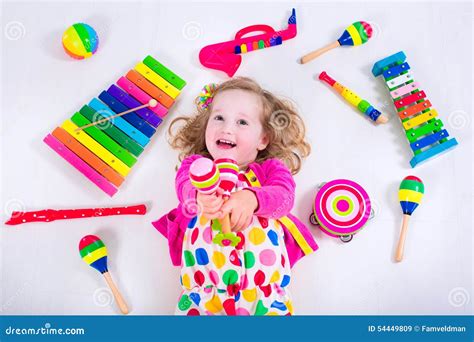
1 1 472 315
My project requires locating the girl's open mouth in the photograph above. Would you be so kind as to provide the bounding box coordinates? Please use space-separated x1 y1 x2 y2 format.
216 139 236 149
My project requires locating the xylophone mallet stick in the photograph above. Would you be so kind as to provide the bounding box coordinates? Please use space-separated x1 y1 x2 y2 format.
75 99 158 131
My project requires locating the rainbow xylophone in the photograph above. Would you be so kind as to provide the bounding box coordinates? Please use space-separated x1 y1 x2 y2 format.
372 51 458 168
44 55 186 196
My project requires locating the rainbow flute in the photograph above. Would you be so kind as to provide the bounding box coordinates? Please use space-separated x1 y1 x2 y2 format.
79 235 129 314
319 71 388 124
301 21 372 64
396 176 424 262
215 158 239 235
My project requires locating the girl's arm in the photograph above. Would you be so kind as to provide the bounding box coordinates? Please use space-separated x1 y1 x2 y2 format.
247 159 296 218
175 154 201 204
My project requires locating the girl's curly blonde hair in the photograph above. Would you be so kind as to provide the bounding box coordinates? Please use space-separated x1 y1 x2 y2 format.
168 77 311 175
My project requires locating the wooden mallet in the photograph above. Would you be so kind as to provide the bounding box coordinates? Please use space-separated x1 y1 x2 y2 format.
75 99 158 131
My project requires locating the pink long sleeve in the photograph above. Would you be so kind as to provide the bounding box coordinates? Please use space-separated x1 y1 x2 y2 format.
175 154 201 204
247 159 296 219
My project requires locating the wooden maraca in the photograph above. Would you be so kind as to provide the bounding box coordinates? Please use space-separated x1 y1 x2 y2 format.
300 21 372 64
395 176 424 262
79 235 129 314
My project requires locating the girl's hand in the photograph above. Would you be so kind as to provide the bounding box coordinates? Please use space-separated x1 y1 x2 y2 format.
196 188 224 219
220 190 258 232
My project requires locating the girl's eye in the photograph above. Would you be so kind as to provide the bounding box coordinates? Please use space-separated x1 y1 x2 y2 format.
237 119 248 126
214 115 224 121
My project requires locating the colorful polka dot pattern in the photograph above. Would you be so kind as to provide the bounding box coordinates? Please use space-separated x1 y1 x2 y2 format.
175 173 293 316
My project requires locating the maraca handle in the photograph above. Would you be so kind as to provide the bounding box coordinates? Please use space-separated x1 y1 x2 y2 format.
103 272 129 315
217 198 231 234
300 41 340 64
220 216 232 234
395 214 410 262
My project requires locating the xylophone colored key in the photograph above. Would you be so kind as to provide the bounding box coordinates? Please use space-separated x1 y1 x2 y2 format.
88 98 150 147
143 55 187 90
70 112 137 168
107 84 162 127
79 105 144 157
44 134 118 197
98 91 156 138
125 70 174 108
116 77 168 118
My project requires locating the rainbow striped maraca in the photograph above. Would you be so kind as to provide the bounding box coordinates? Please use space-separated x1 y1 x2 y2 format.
79 235 129 314
395 176 424 262
215 158 239 197
189 157 221 195
215 158 239 234
301 21 373 64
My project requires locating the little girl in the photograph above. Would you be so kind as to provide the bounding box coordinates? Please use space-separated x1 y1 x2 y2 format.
153 77 318 315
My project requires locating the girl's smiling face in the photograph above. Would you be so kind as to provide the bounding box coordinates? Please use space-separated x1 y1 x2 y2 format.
205 89 269 168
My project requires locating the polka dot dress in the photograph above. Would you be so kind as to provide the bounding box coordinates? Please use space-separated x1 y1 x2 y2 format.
176 173 293 316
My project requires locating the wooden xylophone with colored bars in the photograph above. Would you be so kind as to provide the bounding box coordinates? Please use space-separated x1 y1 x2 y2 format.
44 55 186 196
372 51 458 168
